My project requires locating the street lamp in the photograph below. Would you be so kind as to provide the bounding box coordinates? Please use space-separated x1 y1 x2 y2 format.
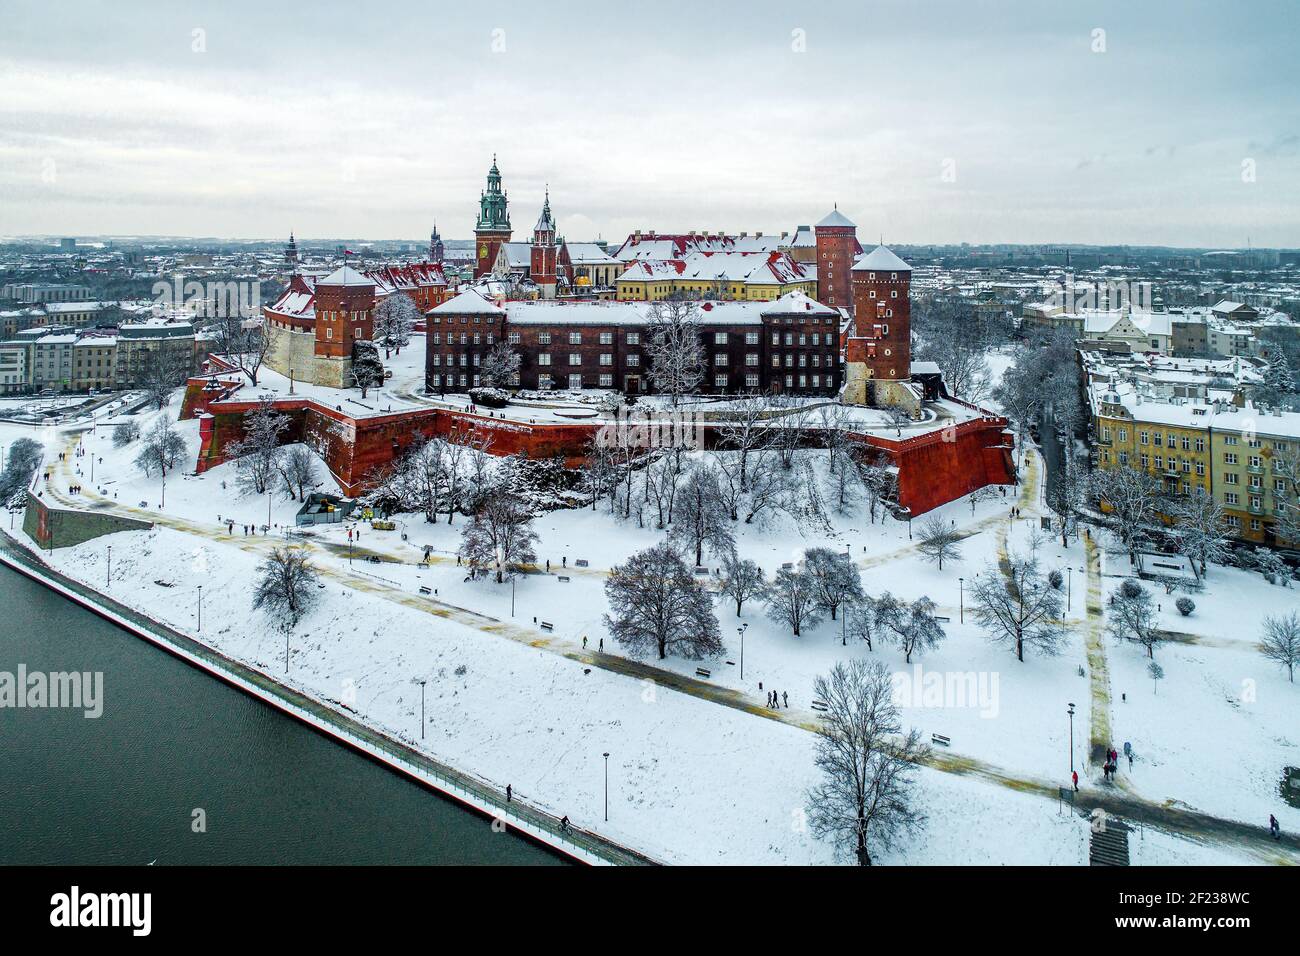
418 679 427 740
959 577 965 624
1067 567 1073 613
1067 702 1076 774
197 585 202 632
603 752 610 823
737 623 747 680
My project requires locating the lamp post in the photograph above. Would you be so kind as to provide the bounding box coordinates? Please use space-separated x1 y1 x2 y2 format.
106 545 111 587
959 577 965 624
738 623 747 680
160 477 166 508
1067 567 1073 613
285 631 290 673
197 585 202 632
418 679 427 740
603 752 610 823
1067 702 1076 774
511 576 516 617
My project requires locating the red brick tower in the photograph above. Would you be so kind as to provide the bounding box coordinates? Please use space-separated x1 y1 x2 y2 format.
814 206 857 314
845 245 912 405
474 156 512 279
314 264 376 360
530 188 558 299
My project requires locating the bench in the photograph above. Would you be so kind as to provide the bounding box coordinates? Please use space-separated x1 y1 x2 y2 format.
418 586 431 595
539 621 554 632
934 615 951 623
574 559 589 568
931 733 951 747
695 668 711 679
810 699 829 713
557 575 570 583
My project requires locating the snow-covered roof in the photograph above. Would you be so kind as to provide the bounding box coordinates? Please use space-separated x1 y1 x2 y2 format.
563 242 620 265
852 245 912 273
815 208 855 229
501 292 838 327
429 288 506 316
319 265 374 287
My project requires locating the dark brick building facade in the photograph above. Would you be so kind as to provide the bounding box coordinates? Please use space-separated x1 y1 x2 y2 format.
425 289 842 397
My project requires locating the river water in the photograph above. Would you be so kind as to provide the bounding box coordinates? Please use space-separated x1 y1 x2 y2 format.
0 563 559 865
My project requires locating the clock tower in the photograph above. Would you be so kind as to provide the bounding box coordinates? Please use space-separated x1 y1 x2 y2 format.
474 156 512 279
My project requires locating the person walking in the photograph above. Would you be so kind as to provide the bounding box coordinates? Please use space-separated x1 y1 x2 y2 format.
582 636 587 650
1072 770 1079 792
782 691 788 708
1270 814 1281 840
506 784 512 803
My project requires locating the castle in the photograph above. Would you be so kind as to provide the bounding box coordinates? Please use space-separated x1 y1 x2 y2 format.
265 158 920 412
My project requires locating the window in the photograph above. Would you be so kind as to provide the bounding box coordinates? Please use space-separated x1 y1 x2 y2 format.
507 332 520 344
1225 453 1238 465
745 331 759 345
714 332 728 345
745 374 759 388
599 332 613 345
538 374 552 389
626 332 640 345
599 352 613 367
539 332 552 345
569 332 582 344
599 374 613 387
568 353 581 366
1225 473 1238 485
627 354 640 367
714 354 728 366
568 374 582 389
746 353 758 366
714 374 728 387
538 353 551 366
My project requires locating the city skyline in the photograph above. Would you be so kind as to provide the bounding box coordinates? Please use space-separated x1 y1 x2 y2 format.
1 1 1298 247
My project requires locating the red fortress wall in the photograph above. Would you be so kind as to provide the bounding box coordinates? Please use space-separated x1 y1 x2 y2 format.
182 378 1014 513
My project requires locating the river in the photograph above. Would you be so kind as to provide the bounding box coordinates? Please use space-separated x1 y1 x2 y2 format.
0 563 560 865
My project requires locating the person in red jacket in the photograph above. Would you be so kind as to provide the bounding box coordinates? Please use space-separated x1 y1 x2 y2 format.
1072 770 1079 792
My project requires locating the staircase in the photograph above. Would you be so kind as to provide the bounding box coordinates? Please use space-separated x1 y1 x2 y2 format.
1089 817 1131 866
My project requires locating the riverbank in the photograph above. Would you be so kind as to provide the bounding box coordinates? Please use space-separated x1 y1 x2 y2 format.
0 530 655 866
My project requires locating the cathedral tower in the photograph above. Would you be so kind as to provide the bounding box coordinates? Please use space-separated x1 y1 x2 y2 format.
530 188 558 298
474 156 512 279
814 207 857 314
429 223 444 264
845 245 914 409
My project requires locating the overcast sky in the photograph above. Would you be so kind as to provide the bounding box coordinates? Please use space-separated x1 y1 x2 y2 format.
1 0 1297 247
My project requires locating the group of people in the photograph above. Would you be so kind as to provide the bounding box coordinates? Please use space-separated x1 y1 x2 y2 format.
68 483 83 495
766 690 788 709
1101 747 1122 781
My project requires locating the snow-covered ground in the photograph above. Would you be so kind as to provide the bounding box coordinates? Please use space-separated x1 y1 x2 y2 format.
3 391 1295 865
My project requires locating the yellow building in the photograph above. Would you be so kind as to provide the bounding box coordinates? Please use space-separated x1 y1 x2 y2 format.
616 251 816 303
1093 385 1299 545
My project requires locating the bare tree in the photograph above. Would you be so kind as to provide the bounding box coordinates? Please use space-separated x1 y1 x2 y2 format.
350 341 385 399
718 392 772 488
764 566 824 637
807 659 927 866
804 547 865 621
872 592 946 663
210 316 269 386
276 444 320 502
851 447 897 524
228 396 289 495
0 437 42 507
479 340 522 390
719 554 765 617
645 298 704 405
969 553 1067 662
252 547 320 630
604 542 722 660
1170 490 1229 581
112 420 141 448
372 292 418 357
1272 445 1300 547
916 515 962 571
741 449 793 524
842 597 880 650
1090 465 1166 564
458 491 539 582
669 464 735 567
140 348 188 410
1261 611 1300 683
134 417 187 477
1107 578 1162 658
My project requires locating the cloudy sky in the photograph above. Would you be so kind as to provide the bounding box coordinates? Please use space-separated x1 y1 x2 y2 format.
1 0 1296 247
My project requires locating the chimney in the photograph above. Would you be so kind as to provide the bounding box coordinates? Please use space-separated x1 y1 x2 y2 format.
756 231 763 238
740 231 748 238
781 231 789 239
634 229 642 241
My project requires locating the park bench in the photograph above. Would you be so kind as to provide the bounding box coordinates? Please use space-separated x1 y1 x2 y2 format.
539 621 554 632
574 559 589 568
811 699 829 713
695 667 711 679
932 733 951 747
418 586 431 595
